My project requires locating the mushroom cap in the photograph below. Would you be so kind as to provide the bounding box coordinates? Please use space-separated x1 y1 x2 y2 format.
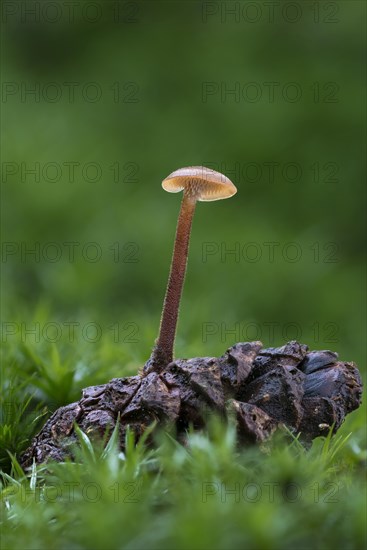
162 166 237 202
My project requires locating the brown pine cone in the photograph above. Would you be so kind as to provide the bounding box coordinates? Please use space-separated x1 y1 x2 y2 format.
21 341 362 468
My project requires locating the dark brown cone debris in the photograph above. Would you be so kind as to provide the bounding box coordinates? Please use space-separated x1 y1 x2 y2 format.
21 341 362 467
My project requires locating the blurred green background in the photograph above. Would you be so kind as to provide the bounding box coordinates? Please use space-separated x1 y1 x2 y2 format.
1 0 365 375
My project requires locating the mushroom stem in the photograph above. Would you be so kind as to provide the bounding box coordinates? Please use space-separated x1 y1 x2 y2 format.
147 192 196 372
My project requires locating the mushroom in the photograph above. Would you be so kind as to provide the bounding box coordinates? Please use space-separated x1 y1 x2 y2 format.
145 166 237 374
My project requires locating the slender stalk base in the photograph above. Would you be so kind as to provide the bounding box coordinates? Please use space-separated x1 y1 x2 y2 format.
145 193 196 373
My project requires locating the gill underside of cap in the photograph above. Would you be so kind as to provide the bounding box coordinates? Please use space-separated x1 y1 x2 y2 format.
162 166 237 201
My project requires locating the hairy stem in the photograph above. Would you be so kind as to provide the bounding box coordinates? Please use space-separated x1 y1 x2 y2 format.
147 193 196 371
